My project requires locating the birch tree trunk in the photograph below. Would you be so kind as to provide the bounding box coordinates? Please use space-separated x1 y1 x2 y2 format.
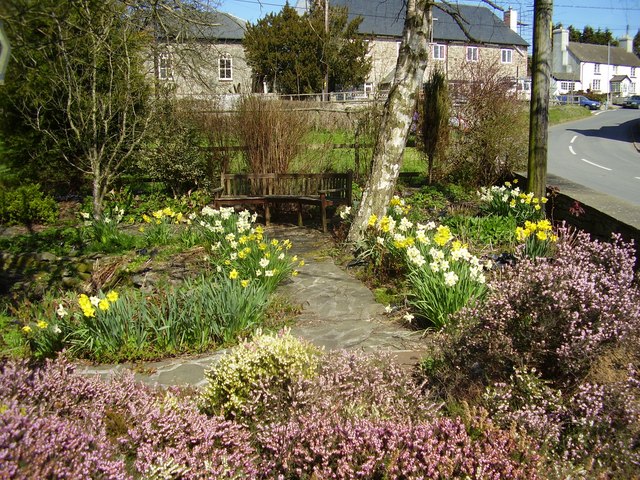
347 0 432 243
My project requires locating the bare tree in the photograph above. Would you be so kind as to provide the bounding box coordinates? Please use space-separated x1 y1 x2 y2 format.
347 0 432 243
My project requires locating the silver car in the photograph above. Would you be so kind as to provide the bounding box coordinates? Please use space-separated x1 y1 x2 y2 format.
623 95 640 109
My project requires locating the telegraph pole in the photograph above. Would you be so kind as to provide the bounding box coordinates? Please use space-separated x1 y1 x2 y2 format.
324 0 329 101
527 0 553 200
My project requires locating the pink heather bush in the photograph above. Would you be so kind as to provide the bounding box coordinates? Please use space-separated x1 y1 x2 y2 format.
257 412 539 479
427 228 640 475
447 228 640 388
0 358 258 478
0 353 543 479
0 401 128 479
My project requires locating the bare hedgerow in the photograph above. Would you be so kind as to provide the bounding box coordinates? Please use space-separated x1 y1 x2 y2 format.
236 96 310 174
447 58 528 186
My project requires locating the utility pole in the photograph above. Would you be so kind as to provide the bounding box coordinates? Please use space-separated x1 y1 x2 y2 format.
527 0 553 200
324 0 329 101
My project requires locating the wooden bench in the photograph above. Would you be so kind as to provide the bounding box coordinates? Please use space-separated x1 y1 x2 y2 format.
212 172 353 232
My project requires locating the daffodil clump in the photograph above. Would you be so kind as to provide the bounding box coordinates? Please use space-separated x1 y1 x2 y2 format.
20 290 120 360
363 196 490 329
478 180 548 223
77 291 120 318
516 219 558 259
194 206 303 293
140 206 188 245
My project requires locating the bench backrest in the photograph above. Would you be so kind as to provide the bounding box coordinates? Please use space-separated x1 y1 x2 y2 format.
219 172 352 204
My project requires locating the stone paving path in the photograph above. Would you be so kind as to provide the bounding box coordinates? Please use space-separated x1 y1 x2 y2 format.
76 224 427 388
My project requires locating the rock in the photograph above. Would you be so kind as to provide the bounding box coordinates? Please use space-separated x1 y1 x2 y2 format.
38 252 57 262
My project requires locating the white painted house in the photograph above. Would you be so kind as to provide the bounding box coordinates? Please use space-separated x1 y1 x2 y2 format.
552 28 640 97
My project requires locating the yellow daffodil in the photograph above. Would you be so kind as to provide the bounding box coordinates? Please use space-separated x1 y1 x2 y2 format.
37 320 48 329
368 214 378 227
241 279 250 288
229 269 239 280
106 291 119 303
98 299 110 311
22 325 32 334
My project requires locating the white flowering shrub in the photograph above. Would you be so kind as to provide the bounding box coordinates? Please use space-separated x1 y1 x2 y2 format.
200 329 321 419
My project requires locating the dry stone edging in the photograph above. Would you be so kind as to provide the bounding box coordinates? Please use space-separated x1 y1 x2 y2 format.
76 224 428 387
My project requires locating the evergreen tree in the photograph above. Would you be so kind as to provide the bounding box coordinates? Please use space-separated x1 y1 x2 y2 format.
243 3 370 94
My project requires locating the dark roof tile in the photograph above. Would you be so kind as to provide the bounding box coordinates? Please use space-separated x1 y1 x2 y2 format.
320 0 528 46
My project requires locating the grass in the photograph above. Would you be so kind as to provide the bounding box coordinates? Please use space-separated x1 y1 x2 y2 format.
549 105 593 125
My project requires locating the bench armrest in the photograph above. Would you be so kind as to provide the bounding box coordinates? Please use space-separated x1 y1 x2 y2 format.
318 187 346 194
211 186 224 196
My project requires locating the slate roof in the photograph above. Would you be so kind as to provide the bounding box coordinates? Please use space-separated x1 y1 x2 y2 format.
157 10 247 41
308 0 528 47
610 75 631 82
567 43 640 67
552 72 581 81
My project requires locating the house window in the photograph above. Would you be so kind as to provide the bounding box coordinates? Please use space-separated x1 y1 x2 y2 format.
158 52 173 80
593 79 601 90
632 67 637 77
433 44 446 61
560 81 575 91
500 49 513 64
611 82 621 93
631 83 636 93
219 55 232 81
466 46 478 62
594 64 600 75
613 65 618 74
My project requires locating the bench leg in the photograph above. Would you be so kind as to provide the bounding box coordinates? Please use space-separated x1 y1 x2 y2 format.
321 195 328 233
297 201 303 227
265 201 271 226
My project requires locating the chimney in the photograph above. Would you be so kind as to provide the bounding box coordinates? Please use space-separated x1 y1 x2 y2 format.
619 35 633 53
553 28 570 72
504 8 518 33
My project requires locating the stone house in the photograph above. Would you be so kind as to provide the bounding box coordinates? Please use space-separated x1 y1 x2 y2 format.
296 0 529 96
151 10 253 98
552 28 640 97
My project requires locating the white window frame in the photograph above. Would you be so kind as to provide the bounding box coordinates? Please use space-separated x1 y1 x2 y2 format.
466 46 478 62
593 79 601 91
631 83 636 93
500 49 513 64
219 54 233 81
158 52 173 81
560 81 575 91
631 67 637 78
594 63 600 75
433 44 446 61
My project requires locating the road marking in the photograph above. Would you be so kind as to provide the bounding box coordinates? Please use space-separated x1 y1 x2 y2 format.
570 135 577 144
636 177 640 180
569 146 576 155
581 158 611 171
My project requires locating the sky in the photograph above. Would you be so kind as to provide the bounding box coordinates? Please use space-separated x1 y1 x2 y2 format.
216 0 640 47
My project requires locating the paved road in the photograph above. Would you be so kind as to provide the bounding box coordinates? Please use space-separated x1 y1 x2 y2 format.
548 109 640 206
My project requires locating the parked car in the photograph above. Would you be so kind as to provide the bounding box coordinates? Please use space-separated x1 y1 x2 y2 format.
623 95 640 109
556 95 601 110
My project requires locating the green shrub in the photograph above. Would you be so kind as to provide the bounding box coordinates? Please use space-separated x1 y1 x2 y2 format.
444 214 517 248
0 184 58 225
199 329 321 419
